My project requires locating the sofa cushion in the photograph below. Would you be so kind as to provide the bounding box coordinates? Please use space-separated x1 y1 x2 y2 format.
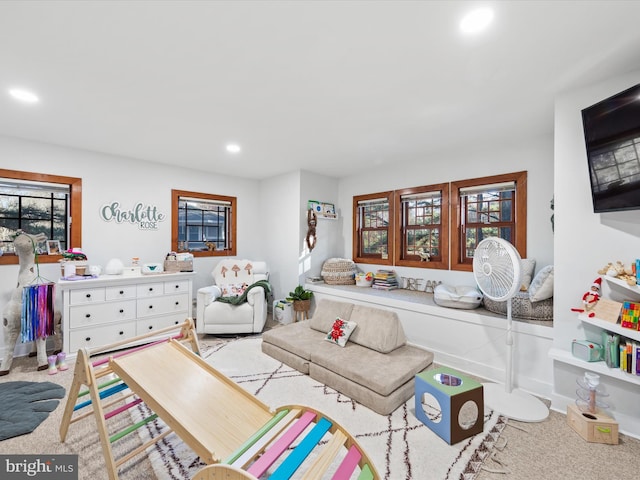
348 304 406 353
310 342 432 397
262 320 324 360
324 318 357 347
309 299 354 333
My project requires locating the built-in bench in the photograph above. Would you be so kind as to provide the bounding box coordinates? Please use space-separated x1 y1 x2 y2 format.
306 283 554 400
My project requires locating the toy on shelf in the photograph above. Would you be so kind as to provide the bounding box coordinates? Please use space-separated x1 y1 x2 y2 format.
597 260 637 287
567 372 618 445
571 277 601 317
575 372 609 414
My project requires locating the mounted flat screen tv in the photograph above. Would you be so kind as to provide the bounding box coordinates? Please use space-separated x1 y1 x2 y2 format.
581 82 640 213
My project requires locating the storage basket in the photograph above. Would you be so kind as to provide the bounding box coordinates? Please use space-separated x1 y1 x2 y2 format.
292 299 311 312
321 258 357 285
163 259 193 273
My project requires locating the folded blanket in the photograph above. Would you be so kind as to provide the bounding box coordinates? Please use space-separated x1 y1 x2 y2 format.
215 280 271 305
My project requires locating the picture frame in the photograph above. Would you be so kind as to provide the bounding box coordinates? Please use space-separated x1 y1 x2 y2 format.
46 240 61 255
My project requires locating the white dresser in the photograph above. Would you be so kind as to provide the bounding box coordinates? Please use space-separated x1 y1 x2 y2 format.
59 272 195 355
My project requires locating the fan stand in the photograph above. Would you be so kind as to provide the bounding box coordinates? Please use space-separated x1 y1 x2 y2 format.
483 300 549 422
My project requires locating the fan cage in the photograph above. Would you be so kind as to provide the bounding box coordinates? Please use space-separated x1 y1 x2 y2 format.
472 237 522 302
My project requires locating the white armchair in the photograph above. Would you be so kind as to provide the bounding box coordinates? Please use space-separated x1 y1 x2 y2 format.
196 259 269 335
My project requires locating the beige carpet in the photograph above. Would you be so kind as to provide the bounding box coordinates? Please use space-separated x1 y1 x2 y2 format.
133 336 505 479
2 324 639 480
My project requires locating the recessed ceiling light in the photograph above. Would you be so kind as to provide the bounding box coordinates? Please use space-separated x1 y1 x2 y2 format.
460 8 494 34
8 88 40 104
226 143 241 154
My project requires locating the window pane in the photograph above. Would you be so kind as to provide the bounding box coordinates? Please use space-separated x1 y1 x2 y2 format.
0 195 18 217
23 197 52 219
177 194 233 253
362 230 387 255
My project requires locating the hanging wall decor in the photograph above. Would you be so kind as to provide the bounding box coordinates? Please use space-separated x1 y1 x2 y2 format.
99 201 166 230
306 208 317 251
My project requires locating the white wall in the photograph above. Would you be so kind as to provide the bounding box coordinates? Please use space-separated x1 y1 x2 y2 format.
337 136 555 285
553 69 640 436
299 171 342 282
0 135 264 357
260 170 300 302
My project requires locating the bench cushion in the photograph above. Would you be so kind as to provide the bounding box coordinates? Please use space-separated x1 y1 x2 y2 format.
310 342 432 396
348 304 406 353
309 299 354 332
262 320 324 360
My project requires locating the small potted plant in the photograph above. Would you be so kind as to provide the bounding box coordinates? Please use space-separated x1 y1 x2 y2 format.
287 285 313 316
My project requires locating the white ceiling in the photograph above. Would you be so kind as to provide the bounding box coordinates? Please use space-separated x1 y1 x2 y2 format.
2 1 640 180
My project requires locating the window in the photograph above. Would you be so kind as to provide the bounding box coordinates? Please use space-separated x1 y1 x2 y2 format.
353 191 394 265
451 171 527 271
394 184 449 269
352 172 527 272
0 169 82 265
171 190 236 257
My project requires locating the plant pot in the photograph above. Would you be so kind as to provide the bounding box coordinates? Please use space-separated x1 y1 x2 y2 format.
292 299 311 312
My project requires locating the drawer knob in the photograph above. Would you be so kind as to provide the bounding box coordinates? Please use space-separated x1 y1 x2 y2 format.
85 337 91 342
148 325 153 330
119 290 124 295
175 285 179 289
149 287 154 292
119 331 124 335
85 314 91 318
175 301 179 306
148 305 153 309
119 309 124 313
86 293 91 298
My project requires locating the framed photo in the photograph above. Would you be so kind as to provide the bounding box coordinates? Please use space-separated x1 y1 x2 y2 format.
46 240 61 255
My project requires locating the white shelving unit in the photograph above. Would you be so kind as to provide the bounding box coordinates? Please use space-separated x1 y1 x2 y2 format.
549 275 640 439
551 274 640 390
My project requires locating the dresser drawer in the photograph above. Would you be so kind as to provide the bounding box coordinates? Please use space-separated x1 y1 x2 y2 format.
136 293 189 318
137 282 164 298
136 313 186 335
164 280 190 295
105 284 137 301
69 322 136 353
69 300 136 329
69 288 106 305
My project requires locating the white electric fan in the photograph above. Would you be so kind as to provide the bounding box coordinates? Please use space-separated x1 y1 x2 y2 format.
473 237 549 422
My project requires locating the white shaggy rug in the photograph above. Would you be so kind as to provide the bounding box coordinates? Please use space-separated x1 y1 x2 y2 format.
133 336 506 480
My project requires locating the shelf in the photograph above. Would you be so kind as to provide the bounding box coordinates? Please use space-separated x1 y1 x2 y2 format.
578 313 640 342
549 347 640 386
603 276 640 301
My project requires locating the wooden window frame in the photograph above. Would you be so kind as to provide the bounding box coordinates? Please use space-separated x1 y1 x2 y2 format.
0 169 82 265
352 191 394 266
394 183 449 270
450 171 527 272
171 189 237 257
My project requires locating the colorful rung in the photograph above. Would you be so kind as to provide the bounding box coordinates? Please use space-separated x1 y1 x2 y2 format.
194 407 379 480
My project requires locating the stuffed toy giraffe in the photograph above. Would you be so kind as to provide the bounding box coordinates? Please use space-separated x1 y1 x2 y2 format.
0 231 61 375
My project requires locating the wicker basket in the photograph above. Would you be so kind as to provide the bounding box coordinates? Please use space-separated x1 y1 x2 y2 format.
321 258 357 285
292 299 311 312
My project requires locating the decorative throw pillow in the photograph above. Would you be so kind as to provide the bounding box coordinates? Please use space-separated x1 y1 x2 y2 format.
325 317 357 347
520 258 536 291
220 283 248 297
529 265 554 302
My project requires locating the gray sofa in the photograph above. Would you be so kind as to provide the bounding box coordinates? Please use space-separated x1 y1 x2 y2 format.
261 299 434 415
